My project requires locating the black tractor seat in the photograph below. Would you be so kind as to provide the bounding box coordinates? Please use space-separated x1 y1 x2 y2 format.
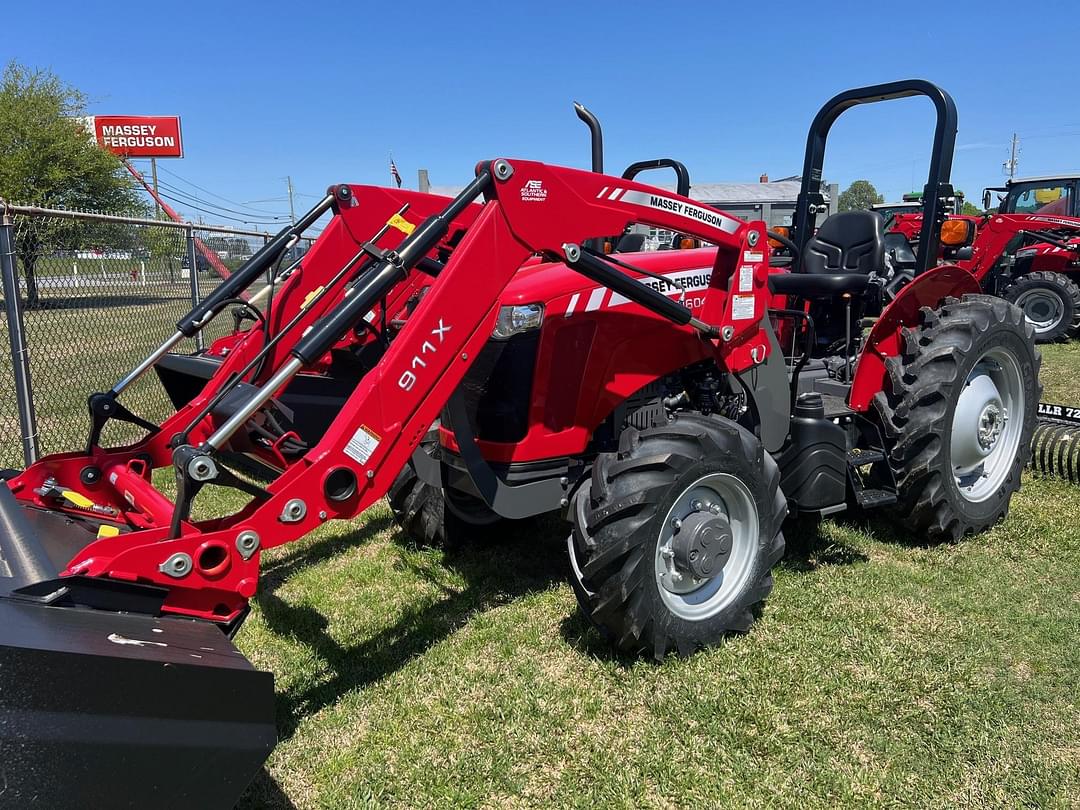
768 272 870 297
769 210 885 299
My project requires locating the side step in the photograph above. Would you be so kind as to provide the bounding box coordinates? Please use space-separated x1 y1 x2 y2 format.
846 449 898 509
854 487 898 509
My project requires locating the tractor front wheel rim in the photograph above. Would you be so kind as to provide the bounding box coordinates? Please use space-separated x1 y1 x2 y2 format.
654 473 758 621
950 347 1025 503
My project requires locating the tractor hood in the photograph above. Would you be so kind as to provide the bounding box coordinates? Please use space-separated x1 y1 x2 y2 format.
495 246 721 310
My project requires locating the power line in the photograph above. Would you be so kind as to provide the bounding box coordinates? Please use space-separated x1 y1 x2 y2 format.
153 178 290 223
154 189 285 226
153 163 291 216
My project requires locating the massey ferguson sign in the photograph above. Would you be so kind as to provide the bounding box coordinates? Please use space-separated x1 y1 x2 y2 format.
90 115 183 158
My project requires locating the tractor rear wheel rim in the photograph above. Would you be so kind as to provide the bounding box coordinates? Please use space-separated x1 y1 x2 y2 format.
1014 288 1064 334
654 473 758 621
950 347 1025 503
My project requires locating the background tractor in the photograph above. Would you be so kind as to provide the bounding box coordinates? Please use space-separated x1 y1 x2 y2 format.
885 176 1080 342
0 80 1039 806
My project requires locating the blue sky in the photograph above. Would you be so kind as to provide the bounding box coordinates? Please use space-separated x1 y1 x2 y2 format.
6 0 1079 227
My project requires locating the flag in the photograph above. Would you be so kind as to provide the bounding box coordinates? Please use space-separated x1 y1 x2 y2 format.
390 156 402 188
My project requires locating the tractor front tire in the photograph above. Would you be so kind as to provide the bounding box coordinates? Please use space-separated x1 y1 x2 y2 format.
1003 270 1080 343
568 414 787 659
873 294 1039 541
387 455 452 548
387 443 501 547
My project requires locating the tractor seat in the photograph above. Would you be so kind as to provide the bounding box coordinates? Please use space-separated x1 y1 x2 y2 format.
768 272 870 297
768 210 884 298
803 210 885 275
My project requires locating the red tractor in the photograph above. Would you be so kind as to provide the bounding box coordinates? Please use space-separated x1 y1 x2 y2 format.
0 81 1040 806
885 175 1080 342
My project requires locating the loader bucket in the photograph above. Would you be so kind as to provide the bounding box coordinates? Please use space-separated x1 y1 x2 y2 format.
0 484 277 808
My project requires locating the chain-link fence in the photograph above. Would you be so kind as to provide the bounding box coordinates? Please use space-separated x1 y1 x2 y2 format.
0 202 312 468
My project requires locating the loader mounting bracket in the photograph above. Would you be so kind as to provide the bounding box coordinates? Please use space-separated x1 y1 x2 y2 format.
169 444 270 538
84 391 159 455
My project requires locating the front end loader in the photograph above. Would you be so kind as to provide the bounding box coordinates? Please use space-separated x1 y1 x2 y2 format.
0 80 1040 805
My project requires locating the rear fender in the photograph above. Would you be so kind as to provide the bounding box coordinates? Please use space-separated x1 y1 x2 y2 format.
848 265 979 411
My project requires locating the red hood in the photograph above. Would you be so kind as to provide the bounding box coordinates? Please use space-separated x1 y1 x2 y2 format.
497 247 720 307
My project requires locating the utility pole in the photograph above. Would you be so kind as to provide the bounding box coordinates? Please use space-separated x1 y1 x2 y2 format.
1004 133 1020 178
286 176 296 225
150 158 161 217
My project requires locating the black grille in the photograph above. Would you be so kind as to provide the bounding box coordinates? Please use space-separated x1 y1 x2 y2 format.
444 332 539 443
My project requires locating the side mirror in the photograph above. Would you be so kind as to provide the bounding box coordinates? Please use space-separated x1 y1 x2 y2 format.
982 189 992 210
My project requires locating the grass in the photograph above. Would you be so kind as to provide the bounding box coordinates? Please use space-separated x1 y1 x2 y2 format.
2 294 1078 808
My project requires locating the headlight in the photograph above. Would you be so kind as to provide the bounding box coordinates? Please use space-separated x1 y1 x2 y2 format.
492 303 544 339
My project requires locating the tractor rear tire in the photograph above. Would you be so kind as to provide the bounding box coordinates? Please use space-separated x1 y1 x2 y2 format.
1003 270 1080 343
873 294 1040 541
568 414 787 659
387 441 501 547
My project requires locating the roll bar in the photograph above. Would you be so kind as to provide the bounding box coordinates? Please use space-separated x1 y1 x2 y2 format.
622 159 691 198
791 79 958 277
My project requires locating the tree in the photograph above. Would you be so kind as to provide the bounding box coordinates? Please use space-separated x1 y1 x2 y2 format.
960 200 982 216
838 180 884 212
0 62 146 306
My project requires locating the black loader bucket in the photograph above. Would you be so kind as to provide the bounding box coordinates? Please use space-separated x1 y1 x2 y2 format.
0 484 277 808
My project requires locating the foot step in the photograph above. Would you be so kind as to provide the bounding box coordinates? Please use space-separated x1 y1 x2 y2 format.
855 488 897 508
847 449 885 467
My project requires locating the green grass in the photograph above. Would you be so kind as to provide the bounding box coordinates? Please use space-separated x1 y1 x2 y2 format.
2 296 1079 808
233 482 1080 809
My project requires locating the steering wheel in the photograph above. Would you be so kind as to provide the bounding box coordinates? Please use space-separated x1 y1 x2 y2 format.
767 229 801 269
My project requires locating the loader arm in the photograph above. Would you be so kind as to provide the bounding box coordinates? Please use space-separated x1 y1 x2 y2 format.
9 187 479 515
960 213 1080 280
4 159 772 624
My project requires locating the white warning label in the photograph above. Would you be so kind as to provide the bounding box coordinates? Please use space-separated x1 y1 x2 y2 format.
344 425 381 465
731 294 756 321
743 251 764 263
738 265 754 292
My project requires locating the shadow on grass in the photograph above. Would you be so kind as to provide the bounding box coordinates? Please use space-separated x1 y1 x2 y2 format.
780 515 870 571
235 767 298 810
254 508 877 733
29 292 190 311
255 514 566 742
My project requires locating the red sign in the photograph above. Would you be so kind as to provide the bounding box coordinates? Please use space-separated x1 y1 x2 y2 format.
91 115 183 158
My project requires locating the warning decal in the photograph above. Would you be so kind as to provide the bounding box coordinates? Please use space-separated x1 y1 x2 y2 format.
345 425 381 465
731 294 756 321
738 266 754 292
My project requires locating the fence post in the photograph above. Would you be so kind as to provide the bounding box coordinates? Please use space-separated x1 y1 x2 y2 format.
185 226 204 351
0 206 40 466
